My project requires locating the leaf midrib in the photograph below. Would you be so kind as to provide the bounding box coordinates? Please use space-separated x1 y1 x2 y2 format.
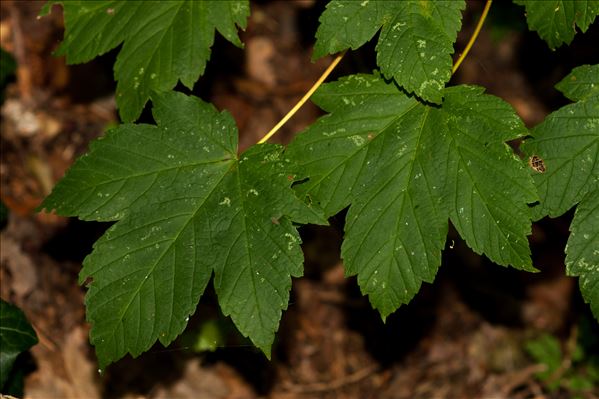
101 159 235 352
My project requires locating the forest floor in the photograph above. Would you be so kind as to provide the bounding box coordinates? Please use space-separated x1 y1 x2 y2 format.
1 1 598 398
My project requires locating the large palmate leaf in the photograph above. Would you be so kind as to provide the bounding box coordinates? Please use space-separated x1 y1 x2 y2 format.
287 74 537 318
313 0 465 104
41 92 324 368
514 0 599 50
523 64 599 319
41 1 249 121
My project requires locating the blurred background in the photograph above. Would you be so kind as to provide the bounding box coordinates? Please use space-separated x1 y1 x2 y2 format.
1 1 598 398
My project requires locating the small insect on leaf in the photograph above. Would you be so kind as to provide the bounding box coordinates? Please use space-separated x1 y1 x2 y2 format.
528 155 546 173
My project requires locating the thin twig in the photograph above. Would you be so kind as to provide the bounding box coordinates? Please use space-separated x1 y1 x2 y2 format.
283 364 379 394
257 51 345 144
497 363 548 397
544 324 578 389
452 0 493 75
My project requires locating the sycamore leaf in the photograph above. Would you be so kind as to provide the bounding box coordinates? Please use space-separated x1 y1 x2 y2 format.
0 300 38 389
287 74 536 318
514 0 599 50
41 92 324 368
566 188 599 318
522 64 599 220
522 64 599 320
313 0 384 59
555 64 599 101
40 1 249 122
313 0 465 104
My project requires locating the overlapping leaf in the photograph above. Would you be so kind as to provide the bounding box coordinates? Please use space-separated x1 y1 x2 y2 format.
41 92 324 368
514 0 599 50
313 0 465 104
522 64 599 220
287 74 537 318
41 0 249 121
555 64 599 100
566 188 599 318
522 64 599 319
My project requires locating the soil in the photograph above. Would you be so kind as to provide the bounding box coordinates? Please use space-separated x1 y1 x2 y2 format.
1 1 598 398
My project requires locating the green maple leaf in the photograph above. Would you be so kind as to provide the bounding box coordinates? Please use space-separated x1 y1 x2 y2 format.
522 64 599 220
0 300 38 389
41 92 325 368
523 64 599 319
287 74 537 318
555 64 599 101
566 189 599 318
40 0 249 122
514 0 599 50
313 0 465 104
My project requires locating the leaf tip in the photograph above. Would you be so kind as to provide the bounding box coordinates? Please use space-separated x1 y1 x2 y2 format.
260 344 272 360
378 307 393 324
